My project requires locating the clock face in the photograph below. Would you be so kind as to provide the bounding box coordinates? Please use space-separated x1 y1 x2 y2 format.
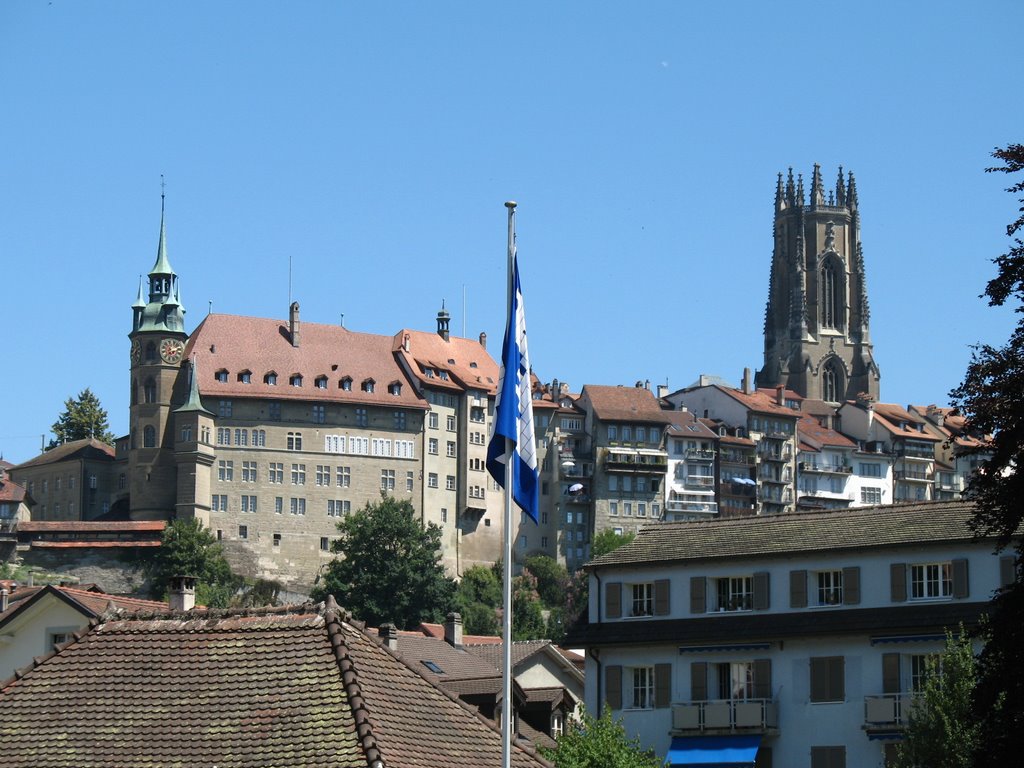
130 339 141 364
159 338 185 365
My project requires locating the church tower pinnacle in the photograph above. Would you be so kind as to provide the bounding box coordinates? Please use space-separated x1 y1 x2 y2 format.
755 165 880 403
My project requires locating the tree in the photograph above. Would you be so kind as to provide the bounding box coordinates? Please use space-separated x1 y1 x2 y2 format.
541 706 665 768
893 628 980 768
511 570 547 640
455 564 501 635
49 388 114 448
948 144 1024 766
146 518 240 608
524 554 569 607
310 495 455 629
591 529 636 560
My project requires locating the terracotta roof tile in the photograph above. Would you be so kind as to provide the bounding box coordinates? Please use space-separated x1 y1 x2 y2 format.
797 414 857 449
12 439 115 469
582 385 670 424
394 328 500 395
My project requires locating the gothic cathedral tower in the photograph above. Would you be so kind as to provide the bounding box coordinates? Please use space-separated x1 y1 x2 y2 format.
128 198 188 519
755 165 880 403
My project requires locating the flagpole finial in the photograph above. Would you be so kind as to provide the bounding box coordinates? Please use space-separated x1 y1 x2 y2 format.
505 200 517 209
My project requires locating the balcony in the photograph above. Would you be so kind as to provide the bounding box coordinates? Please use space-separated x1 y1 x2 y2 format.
563 493 591 505
672 700 778 735
721 453 756 466
863 693 917 734
684 475 716 489
604 449 668 474
895 469 933 482
666 500 719 515
798 461 853 474
560 462 593 480
684 448 717 461
757 445 792 462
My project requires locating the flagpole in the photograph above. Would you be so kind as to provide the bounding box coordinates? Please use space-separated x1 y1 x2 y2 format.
501 200 516 768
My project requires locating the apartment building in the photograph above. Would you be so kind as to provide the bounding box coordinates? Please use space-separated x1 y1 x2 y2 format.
664 410 719 520
795 415 857 510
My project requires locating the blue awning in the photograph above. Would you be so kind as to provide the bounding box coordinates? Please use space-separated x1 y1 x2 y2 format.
667 735 762 767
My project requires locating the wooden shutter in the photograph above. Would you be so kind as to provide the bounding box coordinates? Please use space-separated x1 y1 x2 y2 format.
752 658 772 700
1000 555 1016 587
882 653 901 694
753 571 770 610
790 569 808 608
606 582 622 619
690 661 708 701
654 663 672 708
811 657 843 702
810 657 827 702
842 567 861 605
890 563 907 602
811 746 845 768
690 576 706 614
830 657 845 701
654 579 671 616
605 665 622 711
952 559 969 599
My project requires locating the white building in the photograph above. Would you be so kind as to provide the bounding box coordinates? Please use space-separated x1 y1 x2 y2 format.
566 501 1013 768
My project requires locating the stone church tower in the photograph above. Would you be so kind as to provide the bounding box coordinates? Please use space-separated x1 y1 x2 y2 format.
755 165 880 403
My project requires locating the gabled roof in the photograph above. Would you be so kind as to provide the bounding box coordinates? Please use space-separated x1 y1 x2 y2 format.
12 438 115 470
393 328 499 395
0 476 26 503
586 501 989 569
186 313 428 409
856 402 942 442
463 640 585 686
0 584 168 631
0 600 550 768
665 410 719 440
581 385 671 425
797 415 857 450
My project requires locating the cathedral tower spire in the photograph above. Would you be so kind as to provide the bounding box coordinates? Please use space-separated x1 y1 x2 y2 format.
755 165 880 403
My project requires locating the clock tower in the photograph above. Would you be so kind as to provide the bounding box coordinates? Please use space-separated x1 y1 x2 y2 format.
128 197 189 519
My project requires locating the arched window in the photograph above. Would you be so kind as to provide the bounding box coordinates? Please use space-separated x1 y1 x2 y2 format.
822 360 843 403
820 261 841 330
143 425 156 448
145 341 157 362
144 378 157 403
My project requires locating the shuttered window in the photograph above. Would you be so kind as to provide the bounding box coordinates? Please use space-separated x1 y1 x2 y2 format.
690 576 706 614
790 570 807 608
890 563 907 602
810 656 845 702
605 665 622 710
654 579 671 616
842 567 861 605
606 582 622 619
810 746 846 768
882 653 901 694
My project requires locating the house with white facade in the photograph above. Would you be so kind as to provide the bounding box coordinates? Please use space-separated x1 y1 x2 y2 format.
566 501 1013 768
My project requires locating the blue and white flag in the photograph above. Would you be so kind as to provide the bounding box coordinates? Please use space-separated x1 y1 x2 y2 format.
486 252 539 523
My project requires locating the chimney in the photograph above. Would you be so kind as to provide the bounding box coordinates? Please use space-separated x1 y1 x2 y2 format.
378 622 399 651
776 385 785 406
1 588 8 613
168 575 197 612
657 384 668 399
479 331 487 349
403 333 410 353
444 611 463 647
436 303 450 342
742 368 753 395
289 302 301 348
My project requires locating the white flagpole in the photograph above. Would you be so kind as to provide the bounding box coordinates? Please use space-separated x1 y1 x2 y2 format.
501 200 516 768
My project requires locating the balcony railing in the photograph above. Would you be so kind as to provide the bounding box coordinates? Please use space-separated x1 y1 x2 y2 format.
684 475 716 488
684 449 717 460
895 469 933 482
672 699 778 734
864 693 918 730
666 500 719 514
604 452 668 473
798 461 853 474
720 454 757 465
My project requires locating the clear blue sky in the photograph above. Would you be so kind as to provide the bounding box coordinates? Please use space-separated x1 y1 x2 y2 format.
1 2 1021 465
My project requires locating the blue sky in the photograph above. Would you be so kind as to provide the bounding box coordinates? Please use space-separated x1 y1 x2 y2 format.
1 2 1021 465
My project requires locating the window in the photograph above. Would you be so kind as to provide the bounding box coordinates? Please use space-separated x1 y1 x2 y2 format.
312 405 326 424
290 374 303 387
252 429 266 446
388 382 402 396
629 667 654 709
637 502 647 518
610 502 618 516
242 461 257 482
340 377 352 391
315 376 328 389
362 379 375 393
428 413 439 429
269 402 281 421
238 525 248 540
608 425 617 441
238 371 251 384
234 429 248 446
218 460 234 481
371 438 392 457
241 495 257 513
446 475 456 490
320 537 330 551
861 486 883 504
817 570 843 605
215 370 228 383
407 471 414 491
859 462 882 477
291 464 306 485
716 576 753 611
218 400 232 418
911 562 953 600
393 411 406 429
631 583 653 616
325 435 346 454
396 440 414 458
273 533 282 547
910 654 933 693
428 473 439 488
810 747 846 768
470 406 485 422
265 372 278 385
355 408 368 427
217 427 230 445
446 441 456 458
447 415 456 431
336 466 351 487
350 436 368 454
290 498 306 515
327 499 349 517
275 497 283 514
287 432 302 451
269 462 284 483
180 424 192 442
118 473 126 490
143 425 156 448
623 502 633 517
212 494 228 512
381 469 395 491
810 656 845 702
316 465 330 486
622 426 632 441
427 438 439 455
144 378 157 403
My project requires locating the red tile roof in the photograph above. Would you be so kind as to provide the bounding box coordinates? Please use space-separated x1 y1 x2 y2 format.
0 478 26 503
0 585 168 630
0 600 551 768
797 415 858 449
393 328 500 395
12 439 115 469
582 384 670 424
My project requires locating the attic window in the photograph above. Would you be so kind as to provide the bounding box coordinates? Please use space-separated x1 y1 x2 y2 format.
421 660 444 674
439 371 449 381
215 369 228 383
265 372 278 385
340 377 352 391
315 376 328 389
238 370 252 384
469 362 478 368
290 374 303 387
424 368 435 378
362 379 375 393
448 358 456 364
388 382 402 396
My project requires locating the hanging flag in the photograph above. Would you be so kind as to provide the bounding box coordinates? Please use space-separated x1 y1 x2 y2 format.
486 225 539 523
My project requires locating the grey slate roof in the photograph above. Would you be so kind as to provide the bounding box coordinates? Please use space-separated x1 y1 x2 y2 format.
586 501 987 570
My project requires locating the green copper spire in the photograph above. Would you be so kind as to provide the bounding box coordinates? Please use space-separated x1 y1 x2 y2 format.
175 357 214 415
138 184 187 335
149 190 175 278
132 275 146 309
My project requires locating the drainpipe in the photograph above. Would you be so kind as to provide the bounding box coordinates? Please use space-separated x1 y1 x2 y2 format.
592 569 603 716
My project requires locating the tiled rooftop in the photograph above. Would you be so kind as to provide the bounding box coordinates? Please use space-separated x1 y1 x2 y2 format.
582 384 670 424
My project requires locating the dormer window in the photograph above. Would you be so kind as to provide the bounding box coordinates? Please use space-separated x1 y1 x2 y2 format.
315 376 328 389
362 379 375 393
265 372 278 385
215 369 229 383
388 381 402 396
340 377 352 391
290 374 303 387
238 370 252 384
439 371 449 381
424 368 434 378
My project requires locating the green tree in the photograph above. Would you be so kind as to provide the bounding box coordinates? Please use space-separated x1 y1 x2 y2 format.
893 628 980 768
542 706 665 768
591 529 635 560
524 554 569 607
512 570 547 640
310 495 455 629
948 144 1024 766
146 518 239 608
455 564 501 635
49 388 114 448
